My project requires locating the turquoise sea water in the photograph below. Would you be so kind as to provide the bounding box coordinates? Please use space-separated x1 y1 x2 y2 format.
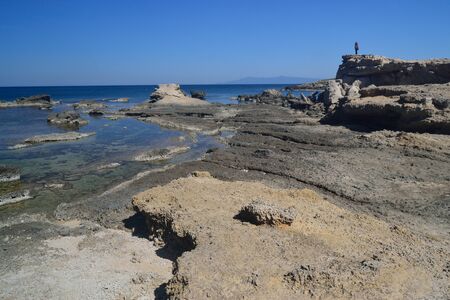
0 84 296 219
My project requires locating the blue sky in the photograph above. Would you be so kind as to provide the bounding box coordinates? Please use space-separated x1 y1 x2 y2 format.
1 0 449 86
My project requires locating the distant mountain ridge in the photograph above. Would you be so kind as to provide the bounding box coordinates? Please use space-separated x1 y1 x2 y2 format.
224 76 318 84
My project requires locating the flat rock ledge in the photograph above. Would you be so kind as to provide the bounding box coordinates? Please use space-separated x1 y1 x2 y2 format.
132 173 448 299
149 84 210 106
134 146 190 162
10 132 95 149
336 54 450 87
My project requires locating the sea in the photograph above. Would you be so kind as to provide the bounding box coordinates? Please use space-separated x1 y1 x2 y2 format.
0 84 303 219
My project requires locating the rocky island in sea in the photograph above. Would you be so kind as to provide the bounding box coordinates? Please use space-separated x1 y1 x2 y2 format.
0 54 449 299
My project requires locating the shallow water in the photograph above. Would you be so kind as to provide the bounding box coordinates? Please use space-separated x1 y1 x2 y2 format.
0 84 307 219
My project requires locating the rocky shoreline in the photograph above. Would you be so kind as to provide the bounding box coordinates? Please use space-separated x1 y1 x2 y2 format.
1 55 449 299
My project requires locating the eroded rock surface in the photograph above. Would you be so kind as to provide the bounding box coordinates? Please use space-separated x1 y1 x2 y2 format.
133 173 449 299
0 219 172 300
237 200 296 225
336 54 450 87
324 83 450 133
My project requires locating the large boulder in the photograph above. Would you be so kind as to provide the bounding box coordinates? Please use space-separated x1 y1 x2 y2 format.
336 55 450 87
321 80 345 107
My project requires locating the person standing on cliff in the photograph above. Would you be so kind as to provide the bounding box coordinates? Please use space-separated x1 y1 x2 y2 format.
354 42 359 55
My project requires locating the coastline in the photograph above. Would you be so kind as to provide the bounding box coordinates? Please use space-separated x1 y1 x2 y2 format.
1 62 450 298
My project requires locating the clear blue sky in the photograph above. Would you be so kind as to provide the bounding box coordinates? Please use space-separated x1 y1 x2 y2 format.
1 0 449 86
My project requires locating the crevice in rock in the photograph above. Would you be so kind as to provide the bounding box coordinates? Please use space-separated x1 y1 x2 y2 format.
202 159 370 205
127 210 197 299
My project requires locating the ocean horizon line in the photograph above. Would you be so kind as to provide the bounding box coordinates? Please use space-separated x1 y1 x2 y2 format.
0 83 302 88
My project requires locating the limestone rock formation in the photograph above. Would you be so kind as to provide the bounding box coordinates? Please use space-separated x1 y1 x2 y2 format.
336 55 450 87
323 83 450 133
149 84 209 106
132 173 449 299
321 80 345 107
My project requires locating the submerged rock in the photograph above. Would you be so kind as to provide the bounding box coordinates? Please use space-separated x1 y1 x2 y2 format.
47 111 88 129
0 189 32 206
10 132 96 149
134 146 190 162
110 97 129 103
0 165 20 182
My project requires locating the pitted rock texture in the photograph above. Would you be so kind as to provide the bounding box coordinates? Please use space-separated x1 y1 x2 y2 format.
324 83 450 133
237 200 296 225
336 54 450 87
132 173 449 299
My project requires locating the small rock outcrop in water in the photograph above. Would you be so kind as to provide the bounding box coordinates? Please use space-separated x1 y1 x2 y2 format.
0 94 57 109
47 111 88 129
149 84 209 106
0 165 20 182
336 55 450 87
190 90 206 100
88 109 104 116
237 200 297 225
10 132 96 149
73 100 106 110
134 146 190 162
